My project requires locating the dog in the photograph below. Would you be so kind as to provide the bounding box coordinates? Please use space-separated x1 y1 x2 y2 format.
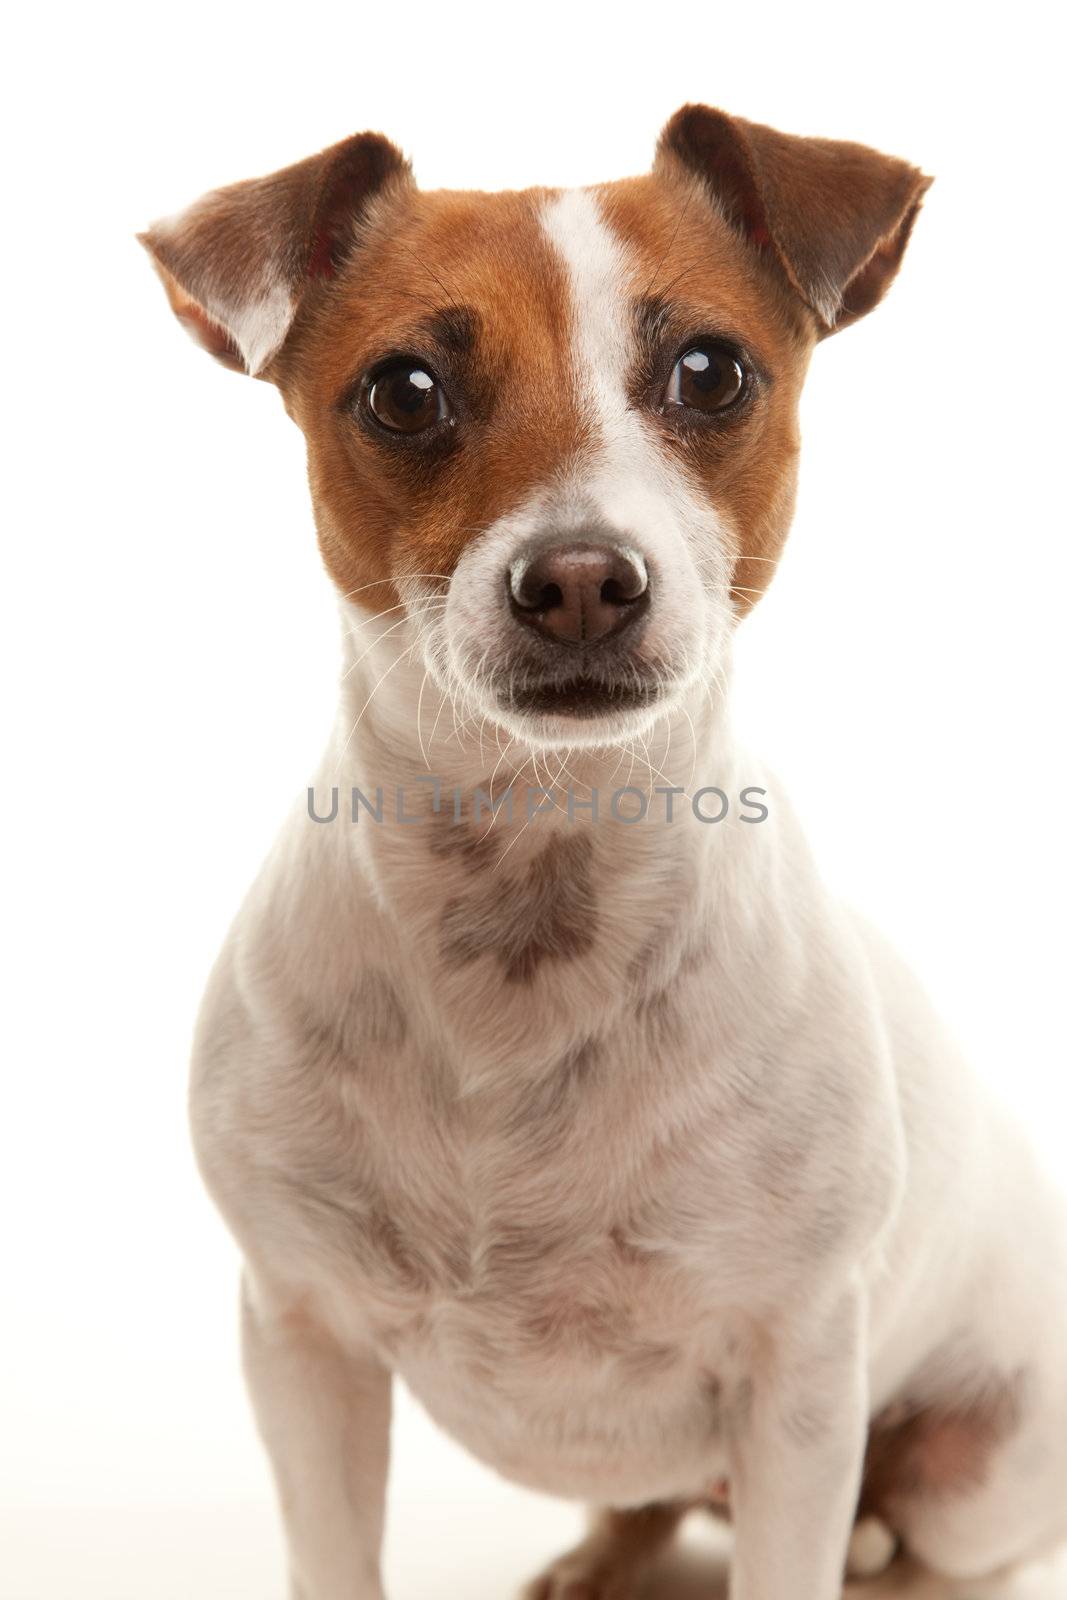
140 106 1067 1599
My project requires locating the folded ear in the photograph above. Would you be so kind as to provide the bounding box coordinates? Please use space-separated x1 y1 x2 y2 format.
656 105 931 335
139 132 411 376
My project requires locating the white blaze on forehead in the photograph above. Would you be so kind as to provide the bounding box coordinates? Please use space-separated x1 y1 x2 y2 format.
537 189 717 558
540 188 637 432
436 189 733 745
505 186 733 696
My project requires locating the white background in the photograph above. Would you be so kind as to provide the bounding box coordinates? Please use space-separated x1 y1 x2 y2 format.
3 3 1065 1596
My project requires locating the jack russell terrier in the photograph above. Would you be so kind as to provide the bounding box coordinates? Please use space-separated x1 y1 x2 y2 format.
141 106 1067 1599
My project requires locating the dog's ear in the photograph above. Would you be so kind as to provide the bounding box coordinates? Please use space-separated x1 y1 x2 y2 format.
139 133 411 376
656 105 931 335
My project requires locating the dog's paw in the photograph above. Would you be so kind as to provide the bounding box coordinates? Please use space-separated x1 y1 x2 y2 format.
521 1544 636 1600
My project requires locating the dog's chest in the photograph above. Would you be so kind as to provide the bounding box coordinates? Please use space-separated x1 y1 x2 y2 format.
273 1050 753 1501
351 1145 729 1500
318 1084 702 1356
385 1221 731 1502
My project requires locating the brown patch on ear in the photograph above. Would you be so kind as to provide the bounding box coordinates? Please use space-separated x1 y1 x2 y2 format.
656 104 931 334
139 132 412 375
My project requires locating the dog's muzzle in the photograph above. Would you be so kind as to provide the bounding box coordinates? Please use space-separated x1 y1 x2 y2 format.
498 536 659 719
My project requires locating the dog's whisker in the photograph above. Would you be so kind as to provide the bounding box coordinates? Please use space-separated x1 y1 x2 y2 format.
332 639 421 776
660 696 674 781
623 737 638 792
340 605 447 689
483 736 517 830
342 595 448 632
427 676 455 751
678 702 700 798
416 668 432 771
339 572 452 603
490 800 536 873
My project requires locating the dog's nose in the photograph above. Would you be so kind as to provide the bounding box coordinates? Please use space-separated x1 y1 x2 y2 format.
508 541 649 646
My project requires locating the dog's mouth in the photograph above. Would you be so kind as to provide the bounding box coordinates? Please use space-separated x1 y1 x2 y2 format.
498 675 663 719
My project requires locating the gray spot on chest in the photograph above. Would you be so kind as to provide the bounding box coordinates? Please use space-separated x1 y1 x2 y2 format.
376 1216 694 1385
289 969 408 1061
501 1036 604 1147
427 814 499 873
439 834 597 981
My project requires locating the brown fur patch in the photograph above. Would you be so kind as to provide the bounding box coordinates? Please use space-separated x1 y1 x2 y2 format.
271 185 590 606
271 162 820 616
860 1375 1026 1516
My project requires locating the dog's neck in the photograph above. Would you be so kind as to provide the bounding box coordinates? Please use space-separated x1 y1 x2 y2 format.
326 610 745 864
302 611 773 1081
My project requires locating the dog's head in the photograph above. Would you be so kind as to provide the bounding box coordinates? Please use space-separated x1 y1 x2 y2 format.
141 109 929 749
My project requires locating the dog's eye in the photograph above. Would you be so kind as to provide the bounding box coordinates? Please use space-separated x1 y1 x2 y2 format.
665 345 746 414
366 361 450 434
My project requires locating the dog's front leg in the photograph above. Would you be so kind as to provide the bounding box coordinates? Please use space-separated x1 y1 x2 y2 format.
727 1285 868 1600
241 1277 392 1600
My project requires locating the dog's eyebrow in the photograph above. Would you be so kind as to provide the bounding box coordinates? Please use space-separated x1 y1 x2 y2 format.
630 292 770 383
415 305 479 358
633 294 674 347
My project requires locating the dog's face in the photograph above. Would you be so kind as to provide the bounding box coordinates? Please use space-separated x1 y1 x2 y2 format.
142 108 929 749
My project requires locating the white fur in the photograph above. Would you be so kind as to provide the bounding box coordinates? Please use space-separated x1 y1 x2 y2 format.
225 281 294 376
847 1516 899 1579
188 188 1067 1600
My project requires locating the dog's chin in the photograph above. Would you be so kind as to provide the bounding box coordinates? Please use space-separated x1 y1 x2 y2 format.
489 674 670 750
505 676 661 717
